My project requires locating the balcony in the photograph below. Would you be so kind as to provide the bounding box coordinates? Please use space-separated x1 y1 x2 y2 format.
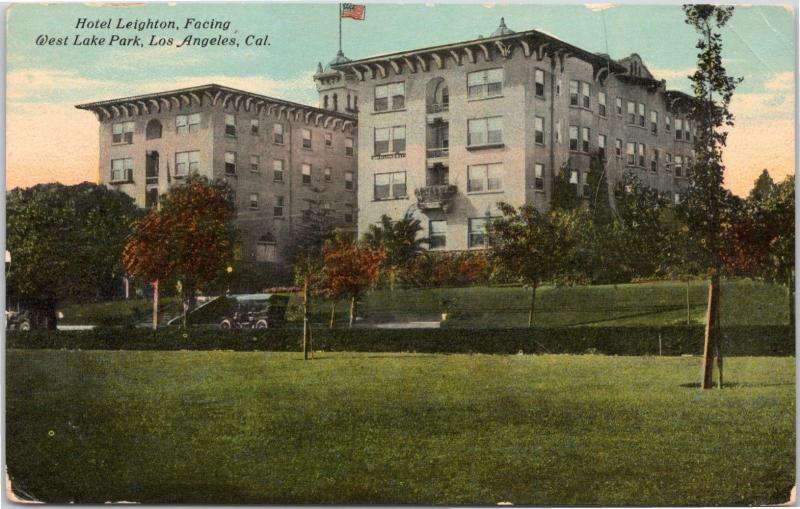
426 102 449 114
426 147 449 159
415 184 458 212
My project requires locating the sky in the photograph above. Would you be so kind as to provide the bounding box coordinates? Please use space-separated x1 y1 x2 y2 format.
5 2 795 196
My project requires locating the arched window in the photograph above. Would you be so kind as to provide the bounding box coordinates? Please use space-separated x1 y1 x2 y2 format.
333 93 338 111
324 95 329 109
426 77 448 112
145 119 163 140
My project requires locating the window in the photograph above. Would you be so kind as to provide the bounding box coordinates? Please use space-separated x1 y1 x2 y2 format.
344 204 354 223
581 172 590 197
375 82 405 111
534 116 545 145
468 217 492 248
250 155 260 173
615 138 622 157
345 171 354 190
650 111 658 135
581 82 591 108
627 101 636 124
112 121 134 143
615 97 623 116
467 117 502 146
569 169 579 195
225 114 236 136
302 163 312 184
374 126 406 154
674 192 682 205
626 142 636 165
273 123 284 144
249 193 259 210
110 157 133 182
145 119 162 140
273 159 284 181
468 163 503 193
675 119 683 140
534 163 544 191
467 68 503 99
429 220 447 249
273 196 284 217
684 121 691 142
598 134 607 159
581 127 590 153
302 129 312 149
555 120 562 144
225 151 236 174
556 78 561 96
176 114 200 134
175 151 199 177
345 138 354 156
638 143 645 167
569 125 579 151
599 91 607 117
534 69 545 97
638 103 645 127
651 149 659 172
665 115 672 133
569 80 579 106
325 132 332 147
324 167 332 182
675 155 683 177
374 171 407 200
665 152 673 172
249 118 259 135
256 235 278 262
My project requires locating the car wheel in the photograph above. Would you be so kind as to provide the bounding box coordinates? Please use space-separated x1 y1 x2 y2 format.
255 320 268 329
19 321 31 332
220 319 232 330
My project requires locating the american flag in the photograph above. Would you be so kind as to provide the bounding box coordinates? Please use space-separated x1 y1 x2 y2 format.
341 3 366 20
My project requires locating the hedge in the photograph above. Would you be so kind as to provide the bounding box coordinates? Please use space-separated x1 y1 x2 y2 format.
6 325 794 356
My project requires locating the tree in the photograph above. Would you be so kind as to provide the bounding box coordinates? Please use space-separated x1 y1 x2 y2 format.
362 213 425 290
682 4 743 389
122 175 235 328
550 166 580 212
6 183 140 329
323 238 385 328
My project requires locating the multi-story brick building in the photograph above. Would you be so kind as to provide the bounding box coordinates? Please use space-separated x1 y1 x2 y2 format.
322 19 695 251
76 84 357 265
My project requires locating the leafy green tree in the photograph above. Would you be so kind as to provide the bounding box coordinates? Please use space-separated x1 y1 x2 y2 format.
550 167 580 212
6 182 140 329
586 152 614 227
683 4 743 389
362 213 426 290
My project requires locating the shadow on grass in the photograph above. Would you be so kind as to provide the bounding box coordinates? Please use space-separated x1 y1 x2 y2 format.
566 304 698 327
294 353 438 361
679 381 795 389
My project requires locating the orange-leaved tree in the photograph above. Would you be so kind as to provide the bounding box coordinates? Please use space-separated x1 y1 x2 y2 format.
122 175 236 328
323 237 385 329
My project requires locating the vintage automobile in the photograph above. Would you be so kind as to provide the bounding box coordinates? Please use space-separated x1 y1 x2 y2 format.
167 293 289 329
5 309 31 331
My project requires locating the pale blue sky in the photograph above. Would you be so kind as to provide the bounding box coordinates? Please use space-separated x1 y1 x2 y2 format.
5 3 796 194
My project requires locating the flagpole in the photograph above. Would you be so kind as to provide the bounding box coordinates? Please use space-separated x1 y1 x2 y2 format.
338 3 342 53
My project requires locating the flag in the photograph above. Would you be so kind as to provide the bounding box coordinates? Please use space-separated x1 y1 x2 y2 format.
341 3 365 20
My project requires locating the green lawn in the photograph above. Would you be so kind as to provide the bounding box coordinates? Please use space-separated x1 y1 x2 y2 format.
6 350 794 505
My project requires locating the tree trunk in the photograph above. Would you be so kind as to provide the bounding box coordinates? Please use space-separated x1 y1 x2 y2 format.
329 302 336 329
349 295 356 329
42 303 58 330
527 283 538 328
686 279 691 325
152 280 159 331
788 272 795 328
303 281 310 360
701 276 721 389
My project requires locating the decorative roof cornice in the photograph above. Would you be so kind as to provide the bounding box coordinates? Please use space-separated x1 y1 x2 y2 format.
75 83 356 131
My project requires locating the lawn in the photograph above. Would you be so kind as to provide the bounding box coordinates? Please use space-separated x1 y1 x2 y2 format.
6 350 794 505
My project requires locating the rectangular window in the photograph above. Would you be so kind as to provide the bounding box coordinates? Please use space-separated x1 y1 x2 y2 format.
675 119 683 140
627 101 636 124
112 121 135 143
429 220 447 249
374 82 405 111
467 116 503 146
250 118 259 135
684 121 691 142
569 125 579 151
273 123 284 144
225 114 236 136
638 143 645 167
274 195 284 217
534 116 545 145
598 91 607 117
555 120 562 144
675 155 683 177
468 217 492 248
626 142 636 165
581 82 591 108
110 157 133 182
324 167 332 182
581 171 590 197
345 171 354 190
468 163 503 193
468 68 503 99
651 149 659 172
249 193 259 210
302 128 312 149
615 138 622 157
374 171 407 200
302 163 312 184
569 169 579 195
534 163 544 191
176 114 200 135
175 151 199 177
534 69 545 97
374 126 406 154
638 103 646 127
615 97 623 116
665 152 673 172
250 155 260 173
650 111 658 135
598 134 607 159
324 132 332 147
665 115 672 132
569 80 579 106
581 127 590 153
344 204 354 224
273 159 284 181
345 138 354 156
225 151 236 174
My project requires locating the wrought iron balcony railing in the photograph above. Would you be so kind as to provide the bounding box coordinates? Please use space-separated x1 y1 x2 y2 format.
414 184 458 212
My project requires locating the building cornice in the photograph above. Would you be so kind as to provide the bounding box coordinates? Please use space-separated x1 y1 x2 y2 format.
75 83 357 132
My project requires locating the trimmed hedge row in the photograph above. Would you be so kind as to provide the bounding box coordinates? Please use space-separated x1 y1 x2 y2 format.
6 325 794 356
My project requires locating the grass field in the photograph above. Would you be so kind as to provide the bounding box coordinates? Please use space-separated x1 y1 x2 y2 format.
58 279 790 328
6 350 794 505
